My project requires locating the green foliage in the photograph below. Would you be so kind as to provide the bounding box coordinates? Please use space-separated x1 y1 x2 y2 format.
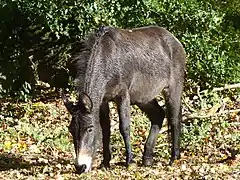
182 119 212 146
144 0 240 88
0 101 72 153
0 0 239 99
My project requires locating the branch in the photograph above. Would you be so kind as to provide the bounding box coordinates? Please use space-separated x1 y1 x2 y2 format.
183 109 240 120
213 83 240 92
201 83 240 93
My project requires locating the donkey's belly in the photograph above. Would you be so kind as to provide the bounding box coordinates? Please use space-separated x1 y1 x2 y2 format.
129 78 167 104
104 72 168 104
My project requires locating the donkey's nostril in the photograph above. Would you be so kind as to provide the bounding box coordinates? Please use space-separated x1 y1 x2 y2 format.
75 164 87 174
81 164 87 172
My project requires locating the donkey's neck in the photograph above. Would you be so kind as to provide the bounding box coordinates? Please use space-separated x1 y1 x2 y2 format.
78 30 116 110
82 63 107 111
85 81 106 111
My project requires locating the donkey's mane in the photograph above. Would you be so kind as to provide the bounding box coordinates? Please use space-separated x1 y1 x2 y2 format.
72 26 113 92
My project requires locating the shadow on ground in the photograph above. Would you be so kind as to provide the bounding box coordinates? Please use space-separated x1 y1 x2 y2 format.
0 153 71 172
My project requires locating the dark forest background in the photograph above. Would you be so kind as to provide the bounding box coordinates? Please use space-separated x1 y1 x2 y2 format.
0 0 239 100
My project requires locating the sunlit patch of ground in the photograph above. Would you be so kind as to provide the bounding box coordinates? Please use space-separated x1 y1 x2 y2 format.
0 92 239 179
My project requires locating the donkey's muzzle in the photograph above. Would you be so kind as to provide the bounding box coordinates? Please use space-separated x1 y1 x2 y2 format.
75 164 87 174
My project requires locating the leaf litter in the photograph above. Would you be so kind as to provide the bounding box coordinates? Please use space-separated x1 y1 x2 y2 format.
0 91 239 179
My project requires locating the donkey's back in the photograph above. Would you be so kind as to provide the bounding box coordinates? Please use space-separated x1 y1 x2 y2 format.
102 26 185 104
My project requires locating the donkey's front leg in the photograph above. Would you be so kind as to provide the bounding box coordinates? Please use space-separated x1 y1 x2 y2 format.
100 102 111 168
116 91 133 167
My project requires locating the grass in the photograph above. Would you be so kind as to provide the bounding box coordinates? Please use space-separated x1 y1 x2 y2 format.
0 91 239 179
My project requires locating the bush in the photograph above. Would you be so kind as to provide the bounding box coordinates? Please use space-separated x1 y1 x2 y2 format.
0 0 239 99
144 0 240 88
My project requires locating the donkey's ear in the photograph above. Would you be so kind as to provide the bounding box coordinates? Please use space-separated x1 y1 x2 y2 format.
60 90 74 114
80 93 93 112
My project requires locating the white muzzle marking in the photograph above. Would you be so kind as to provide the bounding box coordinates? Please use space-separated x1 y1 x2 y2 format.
76 154 92 172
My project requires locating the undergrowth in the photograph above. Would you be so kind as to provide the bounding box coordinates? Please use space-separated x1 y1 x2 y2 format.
0 90 239 179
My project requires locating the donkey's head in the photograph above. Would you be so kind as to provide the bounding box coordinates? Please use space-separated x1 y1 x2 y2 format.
60 91 100 173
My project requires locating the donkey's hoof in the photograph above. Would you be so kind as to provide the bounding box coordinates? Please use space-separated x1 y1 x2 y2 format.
143 157 153 166
127 162 137 170
100 162 110 170
169 154 181 165
126 159 136 167
169 159 174 166
169 157 180 166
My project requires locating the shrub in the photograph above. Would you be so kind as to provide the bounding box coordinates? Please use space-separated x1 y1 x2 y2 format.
0 0 239 99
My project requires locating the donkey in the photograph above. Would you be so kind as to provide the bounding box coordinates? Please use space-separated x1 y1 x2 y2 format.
61 25 186 173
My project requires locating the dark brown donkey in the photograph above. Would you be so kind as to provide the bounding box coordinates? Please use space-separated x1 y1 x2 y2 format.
61 25 186 173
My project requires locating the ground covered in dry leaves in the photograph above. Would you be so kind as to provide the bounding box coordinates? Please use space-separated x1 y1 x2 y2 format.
0 90 239 179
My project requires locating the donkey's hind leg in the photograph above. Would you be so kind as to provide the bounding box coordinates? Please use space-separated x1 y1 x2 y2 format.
138 99 165 166
163 81 183 165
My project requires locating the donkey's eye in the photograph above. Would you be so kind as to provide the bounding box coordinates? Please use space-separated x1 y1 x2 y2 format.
87 128 93 133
